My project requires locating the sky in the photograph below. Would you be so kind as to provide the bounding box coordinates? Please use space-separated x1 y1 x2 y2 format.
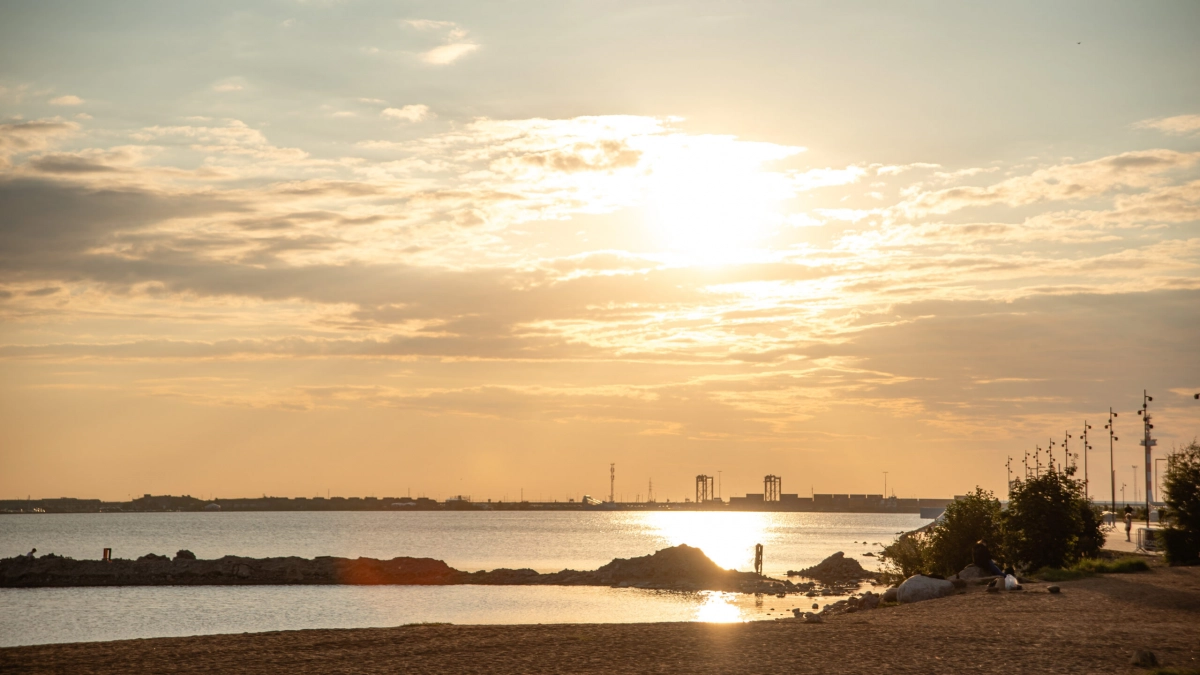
1 0 1199 503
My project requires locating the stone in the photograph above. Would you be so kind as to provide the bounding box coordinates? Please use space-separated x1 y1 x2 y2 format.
860 592 880 610
1047 585 1060 594
811 602 819 610
896 575 955 604
804 612 823 624
1130 650 1158 667
882 587 899 603
792 608 802 618
174 550 196 561
792 552 872 583
950 578 967 590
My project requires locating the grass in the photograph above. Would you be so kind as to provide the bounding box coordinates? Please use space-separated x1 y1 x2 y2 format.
1035 557 1150 581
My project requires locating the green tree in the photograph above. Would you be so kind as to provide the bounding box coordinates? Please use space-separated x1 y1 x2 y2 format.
925 487 1003 575
1161 440 1200 565
1002 464 1102 570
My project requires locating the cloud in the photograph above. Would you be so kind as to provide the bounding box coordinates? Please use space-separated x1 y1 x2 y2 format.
0 119 78 167
903 150 1200 215
381 105 431 122
405 19 479 64
420 43 479 65
211 79 247 92
49 95 84 106
1136 114 1200 136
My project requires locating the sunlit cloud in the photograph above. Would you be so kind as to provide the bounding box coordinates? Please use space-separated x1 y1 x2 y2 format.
1136 114 1200 136
405 19 479 65
48 95 84 106
381 105 431 122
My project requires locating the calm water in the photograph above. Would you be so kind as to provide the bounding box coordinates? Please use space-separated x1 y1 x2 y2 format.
0 511 923 646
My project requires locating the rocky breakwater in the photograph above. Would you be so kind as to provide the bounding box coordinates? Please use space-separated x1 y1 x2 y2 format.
0 545 769 592
0 550 459 587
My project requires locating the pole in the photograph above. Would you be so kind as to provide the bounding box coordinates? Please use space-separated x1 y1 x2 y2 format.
1107 407 1118 524
1082 421 1092 501
883 471 888 498
1141 390 1153 529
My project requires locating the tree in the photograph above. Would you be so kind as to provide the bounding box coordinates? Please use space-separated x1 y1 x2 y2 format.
1161 440 1200 565
1002 464 1102 570
925 487 1002 575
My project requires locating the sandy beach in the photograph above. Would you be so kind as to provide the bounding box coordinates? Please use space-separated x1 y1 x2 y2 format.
3 562 1197 675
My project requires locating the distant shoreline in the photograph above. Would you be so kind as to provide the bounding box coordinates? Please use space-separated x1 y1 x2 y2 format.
1 494 957 515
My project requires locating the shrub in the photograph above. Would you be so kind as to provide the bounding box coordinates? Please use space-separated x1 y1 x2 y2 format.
925 488 1002 576
1161 440 1200 565
1002 464 1102 570
879 530 930 582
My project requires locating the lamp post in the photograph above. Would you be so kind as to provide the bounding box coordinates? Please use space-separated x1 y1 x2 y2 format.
1105 408 1119 523
1132 465 1138 505
1137 390 1155 528
1082 421 1093 501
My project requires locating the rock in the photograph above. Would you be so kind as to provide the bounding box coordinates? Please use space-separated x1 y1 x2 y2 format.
1047 585 1060 594
792 608 802 618
136 553 169 563
882 587 899 603
174 550 196 561
1130 650 1158 667
860 592 880 610
955 564 1000 582
804 612 823 624
950 578 967 590
861 552 875 557
811 602 819 610
792 552 872 583
896 575 955 604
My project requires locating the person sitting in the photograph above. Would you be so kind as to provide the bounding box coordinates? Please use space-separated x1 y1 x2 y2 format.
972 540 1004 576
24 548 36 559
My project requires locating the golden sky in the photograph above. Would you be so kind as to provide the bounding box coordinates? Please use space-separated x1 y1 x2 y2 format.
1 1 1199 501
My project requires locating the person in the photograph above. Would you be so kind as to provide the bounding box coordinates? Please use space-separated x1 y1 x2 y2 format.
24 548 36 559
1124 511 1133 541
972 540 1004 576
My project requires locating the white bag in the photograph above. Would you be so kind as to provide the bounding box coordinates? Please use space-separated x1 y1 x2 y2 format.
1004 574 1019 590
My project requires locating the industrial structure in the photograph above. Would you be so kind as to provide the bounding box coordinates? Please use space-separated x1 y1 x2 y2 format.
764 474 781 502
694 475 714 503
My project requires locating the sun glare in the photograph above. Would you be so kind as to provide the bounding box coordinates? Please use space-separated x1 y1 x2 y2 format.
644 137 799 264
643 512 772 572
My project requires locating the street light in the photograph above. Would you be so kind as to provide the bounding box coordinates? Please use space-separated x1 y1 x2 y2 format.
1105 408 1119 520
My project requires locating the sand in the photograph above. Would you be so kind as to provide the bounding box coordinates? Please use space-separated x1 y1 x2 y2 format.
3 563 1198 674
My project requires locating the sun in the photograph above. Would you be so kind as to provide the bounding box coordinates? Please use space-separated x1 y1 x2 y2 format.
644 135 798 264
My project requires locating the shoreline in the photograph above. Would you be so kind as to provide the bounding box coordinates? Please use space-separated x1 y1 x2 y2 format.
3 562 1197 674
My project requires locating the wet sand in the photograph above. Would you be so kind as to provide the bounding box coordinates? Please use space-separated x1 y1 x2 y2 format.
3 564 1198 674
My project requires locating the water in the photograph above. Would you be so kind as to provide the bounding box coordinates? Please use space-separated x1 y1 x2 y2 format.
0 511 924 646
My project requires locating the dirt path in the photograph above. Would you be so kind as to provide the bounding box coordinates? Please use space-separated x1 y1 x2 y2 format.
3 566 1198 674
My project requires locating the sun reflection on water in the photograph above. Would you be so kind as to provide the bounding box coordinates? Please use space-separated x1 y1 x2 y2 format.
693 591 744 623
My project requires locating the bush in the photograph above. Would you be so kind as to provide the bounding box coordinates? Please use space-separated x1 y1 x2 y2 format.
1002 465 1102 570
1162 440 1200 565
879 530 930 582
925 488 1002 576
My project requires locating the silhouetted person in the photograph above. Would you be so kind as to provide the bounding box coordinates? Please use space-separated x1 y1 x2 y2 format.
971 540 1003 576
1125 511 1133 541
25 548 36 559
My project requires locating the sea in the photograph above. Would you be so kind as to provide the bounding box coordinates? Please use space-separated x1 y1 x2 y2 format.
0 511 927 647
